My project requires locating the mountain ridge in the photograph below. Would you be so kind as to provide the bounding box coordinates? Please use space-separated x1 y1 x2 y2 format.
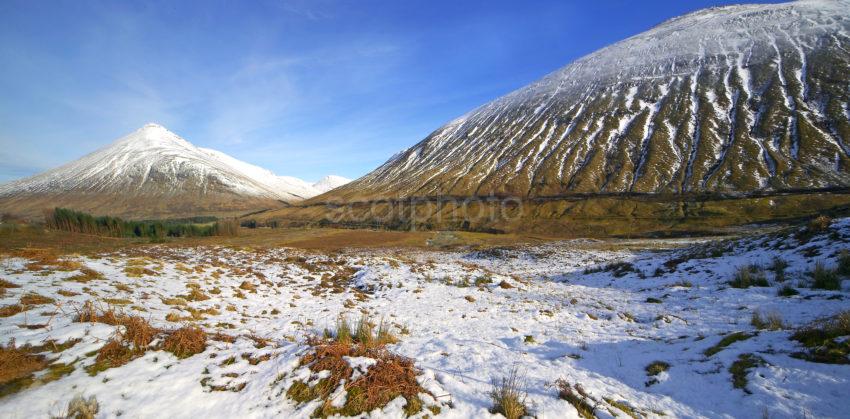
308 0 850 203
0 124 348 219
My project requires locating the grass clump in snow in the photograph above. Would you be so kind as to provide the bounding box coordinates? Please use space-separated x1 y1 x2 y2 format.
777 285 799 297
162 326 207 359
551 378 593 419
0 278 20 289
604 397 640 419
729 353 765 394
19 292 55 306
0 304 26 318
87 340 133 375
729 265 769 288
751 310 786 331
837 250 850 276
121 316 158 351
86 315 158 374
584 261 636 278
795 215 832 243
66 268 104 283
703 332 754 357
285 315 431 417
645 360 670 386
769 257 789 282
74 301 122 325
790 311 850 364
808 261 841 290
322 314 397 348
51 395 99 419
178 284 209 302
489 368 530 419
0 342 48 397
645 360 670 376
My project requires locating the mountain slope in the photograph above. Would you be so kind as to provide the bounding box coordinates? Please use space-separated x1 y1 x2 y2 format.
0 124 330 219
319 0 850 202
258 0 850 235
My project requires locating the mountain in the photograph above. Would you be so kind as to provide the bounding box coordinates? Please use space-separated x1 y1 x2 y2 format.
0 124 336 219
312 175 351 193
259 0 850 235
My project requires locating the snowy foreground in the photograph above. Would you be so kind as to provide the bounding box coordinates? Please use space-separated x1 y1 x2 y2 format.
1 221 849 418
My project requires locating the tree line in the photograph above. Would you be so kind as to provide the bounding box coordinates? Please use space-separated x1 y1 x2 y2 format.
43 207 239 238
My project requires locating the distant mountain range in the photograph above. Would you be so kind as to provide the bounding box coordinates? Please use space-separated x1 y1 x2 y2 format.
0 124 349 219
260 0 850 235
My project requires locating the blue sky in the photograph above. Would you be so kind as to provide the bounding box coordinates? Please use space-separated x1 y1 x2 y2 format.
0 0 784 183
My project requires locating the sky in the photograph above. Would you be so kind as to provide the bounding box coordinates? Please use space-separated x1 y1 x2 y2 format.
0 0 786 183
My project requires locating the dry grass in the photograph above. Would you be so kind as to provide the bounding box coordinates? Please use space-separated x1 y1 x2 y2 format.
284 312 430 417
791 310 850 364
809 261 841 290
751 310 786 331
0 342 49 396
322 315 397 348
0 278 20 289
87 340 133 375
645 361 670 376
74 301 122 325
124 266 157 277
162 326 207 358
179 288 209 302
0 304 26 318
552 378 594 419
289 340 426 417
120 316 158 351
498 280 514 289
729 264 769 288
51 395 99 419
66 268 104 283
19 292 55 305
489 368 530 419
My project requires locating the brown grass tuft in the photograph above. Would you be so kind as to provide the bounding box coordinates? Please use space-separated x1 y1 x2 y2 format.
52 395 99 419
120 316 158 351
0 278 20 288
552 378 594 419
162 326 207 358
20 292 55 305
89 340 133 374
0 304 26 318
74 301 121 325
0 342 48 395
285 313 432 417
66 268 104 283
291 339 428 417
498 280 514 289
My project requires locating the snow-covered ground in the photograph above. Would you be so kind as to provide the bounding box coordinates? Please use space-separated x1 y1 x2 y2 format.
1 219 849 418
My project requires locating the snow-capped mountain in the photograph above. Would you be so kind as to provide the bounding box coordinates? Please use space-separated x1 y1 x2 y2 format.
0 124 340 219
319 0 850 202
312 175 351 194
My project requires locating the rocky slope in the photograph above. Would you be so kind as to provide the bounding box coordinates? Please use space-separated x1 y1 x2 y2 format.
320 0 850 202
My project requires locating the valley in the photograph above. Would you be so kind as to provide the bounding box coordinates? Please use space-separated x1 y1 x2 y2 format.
0 216 848 418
